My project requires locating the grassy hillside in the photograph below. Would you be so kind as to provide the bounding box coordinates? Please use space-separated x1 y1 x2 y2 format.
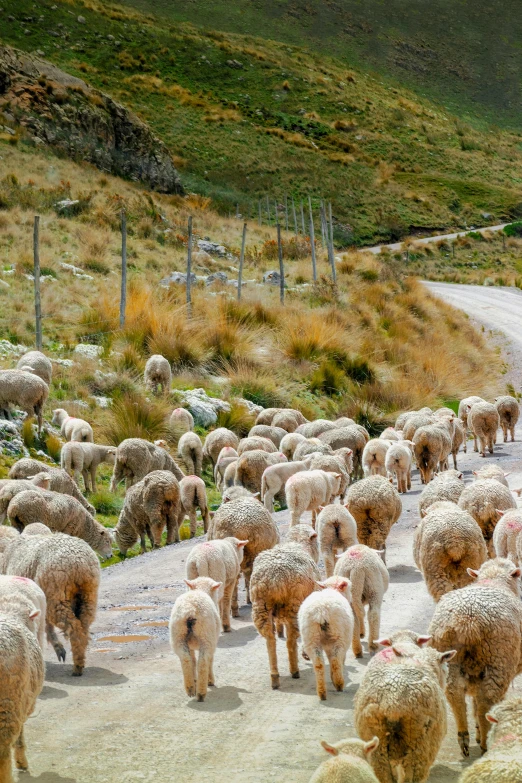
2 0 522 245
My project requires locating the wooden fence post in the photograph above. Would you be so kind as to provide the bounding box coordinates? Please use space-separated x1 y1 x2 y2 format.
327 202 336 282
33 215 42 349
308 197 317 282
277 223 285 304
258 199 262 226
237 222 247 302
300 200 306 235
266 195 271 225
284 194 289 231
119 209 127 329
320 199 327 247
186 216 193 316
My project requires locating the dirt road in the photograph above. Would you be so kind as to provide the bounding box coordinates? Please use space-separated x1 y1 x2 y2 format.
364 224 508 255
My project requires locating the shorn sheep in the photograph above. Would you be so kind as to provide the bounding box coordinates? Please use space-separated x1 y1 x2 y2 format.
7 459 96 516
458 479 516 557
309 737 380 783
362 439 391 478
110 437 183 492
114 470 181 554
459 695 522 782
177 432 203 477
345 476 402 562
286 469 342 527
385 440 413 494
467 401 500 457
177 475 210 537
260 458 312 512
0 369 48 434
234 449 287 496
60 442 117 492
51 408 93 442
144 354 172 394
495 394 519 443
16 350 52 386
316 504 358 577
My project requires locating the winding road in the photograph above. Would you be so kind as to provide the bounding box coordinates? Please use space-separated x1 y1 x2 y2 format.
365 224 509 255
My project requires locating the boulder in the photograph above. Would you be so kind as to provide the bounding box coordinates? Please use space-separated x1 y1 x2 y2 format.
263 270 282 285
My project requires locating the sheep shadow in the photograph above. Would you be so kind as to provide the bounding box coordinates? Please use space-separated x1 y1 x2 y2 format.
186 685 249 713
218 624 257 648
277 665 358 709
24 773 76 782
388 564 423 583
44 662 128 686
39 685 68 700
428 763 462 782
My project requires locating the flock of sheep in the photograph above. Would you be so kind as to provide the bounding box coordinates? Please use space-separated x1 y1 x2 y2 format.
0 350 521 782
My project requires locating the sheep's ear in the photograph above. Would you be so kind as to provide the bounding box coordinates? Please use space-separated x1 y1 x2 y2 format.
211 581 222 592
458 473 463 479
472 470 478 476
486 713 499 724
252 492 260 499
467 568 479 579
513 488 522 497
504 471 511 478
315 581 327 590
184 579 196 590
317 505 324 512
376 637 391 647
335 552 345 559
336 578 349 591
416 635 431 646
29 609 40 621
345 448 353 455
495 509 506 517
320 741 338 757
511 568 521 579
364 737 379 755
333 473 342 479
310 531 318 540
439 650 457 663
236 540 249 549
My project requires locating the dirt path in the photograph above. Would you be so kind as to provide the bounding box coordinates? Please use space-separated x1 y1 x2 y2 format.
364 224 508 255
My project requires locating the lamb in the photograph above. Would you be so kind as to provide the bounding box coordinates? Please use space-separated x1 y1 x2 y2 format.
248 424 287 447
234 449 287 496
473 464 510 486
458 695 522 783
51 407 93 442
60 442 117 492
345 476 402 562
177 475 210 537
316 505 358 577
214 446 239 490
286 469 342 527
0 369 48 434
169 407 194 435
335 544 388 657
285 524 319 563
413 501 488 601
468 400 500 457
0 531 101 676
384 440 413 493
186 537 247 631
362 439 391 478
177 432 203 476
7 459 96 515
144 354 172 394
114 470 181 554
0 474 51 523
0 574 46 648
16 350 52 386
493 508 522 564
6 489 113 559
203 427 240 467
307 453 350 500
293 439 334 460
237 435 277 455
309 737 380 783
169 577 221 702
319 426 367 478
458 395 485 447
261 458 312 512
458 479 516 556
109 437 183 492
495 394 519 442
298 576 354 701
430 558 522 756
418 469 464 518
279 431 306 459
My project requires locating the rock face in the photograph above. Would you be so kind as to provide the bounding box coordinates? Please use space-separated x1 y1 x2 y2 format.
0 45 183 195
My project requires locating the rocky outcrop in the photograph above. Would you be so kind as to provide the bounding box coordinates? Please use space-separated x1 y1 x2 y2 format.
0 45 183 194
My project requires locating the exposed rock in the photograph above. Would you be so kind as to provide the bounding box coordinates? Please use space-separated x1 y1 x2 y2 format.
263 270 282 285
159 271 197 288
197 240 227 257
176 387 231 427
0 419 28 458
0 339 28 357
74 343 103 359
205 272 228 286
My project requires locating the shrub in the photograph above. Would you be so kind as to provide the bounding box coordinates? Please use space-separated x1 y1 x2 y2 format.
45 434 62 463
21 417 36 450
503 221 522 238
216 402 256 437
90 488 123 516
309 361 346 396
101 393 170 445
228 367 289 408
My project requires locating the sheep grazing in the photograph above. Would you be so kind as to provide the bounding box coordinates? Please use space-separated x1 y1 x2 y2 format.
279 431 306 459
413 423 451 484
335 545 389 657
286 469 342 527
51 407 93 442
495 394 520 443
319 426 367 479
109 437 183 492
293 439 334 460
309 737 380 783
0 369 48 434
235 449 287 496
169 407 194 436
177 475 210 537
458 479 516 556
16 350 52 386
362 438 391 478
248 424 287 447
429 558 522 756
0 474 51 523
203 427 240 467
177 431 203 477
144 354 172 395
237 435 277 455
8 459 96 516
467 400 500 457
285 524 319 563
1 531 101 676
473 463 510 486
271 409 306 432
385 440 413 494
459 695 522 783
221 485 256 503
261 458 312 512
114 470 181 554
296 419 338 438
418 469 464 518
213 446 238 490
413 501 487 602
493 508 522 565
22 523 52 537
0 574 47 648
60 442 117 492
186 537 247 631
169 577 221 702
298 576 354 701
254 407 280 425
316 505 358 577
345 475 401 562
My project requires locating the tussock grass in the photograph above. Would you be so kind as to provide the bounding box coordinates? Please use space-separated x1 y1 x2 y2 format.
101 394 171 445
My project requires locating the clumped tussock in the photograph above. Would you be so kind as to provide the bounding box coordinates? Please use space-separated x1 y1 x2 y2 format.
101 393 171 445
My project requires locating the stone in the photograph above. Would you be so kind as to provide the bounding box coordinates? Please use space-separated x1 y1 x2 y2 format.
74 343 103 359
159 271 197 288
176 388 231 427
205 272 228 286
0 339 28 357
263 270 282 286
0 419 28 458
197 240 227 257
77 15 86 23
194 249 214 265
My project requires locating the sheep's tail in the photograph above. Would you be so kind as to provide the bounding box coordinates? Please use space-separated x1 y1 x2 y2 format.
333 521 340 539
61 447 70 472
186 617 197 636
446 540 466 562
505 410 512 424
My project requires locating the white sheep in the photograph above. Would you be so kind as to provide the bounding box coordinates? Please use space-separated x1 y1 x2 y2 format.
413 422 452 484
345 475 401 562
248 424 288 447
286 469 342 527
110 437 183 492
177 475 210 537
316 504 358 577
458 395 484 443
473 464 510 486
203 427 240 467
237 435 277 455
467 400 500 457
0 369 48 434
279 431 306 459
7 459 96 516
177 431 203 476
308 453 350 501
169 407 194 435
385 440 413 493
51 407 94 442
0 474 52 523
362 438 391 478
495 394 520 442
458 479 516 556
144 354 172 394
213 446 239 490
459 695 522 783
234 449 287 496
260 457 312 512
418 469 464 518
380 427 400 442
309 737 380 783
285 523 319 563
493 508 522 565
0 574 46 648
60 441 116 491
16 350 52 386
114 470 181 554
451 417 466 466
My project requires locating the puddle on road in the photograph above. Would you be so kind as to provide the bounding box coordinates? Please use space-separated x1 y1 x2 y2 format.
108 606 155 611
137 620 169 627
98 635 151 643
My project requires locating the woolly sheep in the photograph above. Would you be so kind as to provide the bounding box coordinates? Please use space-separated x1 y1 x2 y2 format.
51 407 93 442
286 469 342 527
458 395 485 447
296 419 339 438
0 475 51 523
362 438 391 478
316 505 358 577
495 394 519 443
8 459 96 516
237 435 277 455
493 508 522 565
384 440 413 494
169 577 221 701
60 442 116 492
279 431 306 459
202 427 240 467
110 437 183 492
473 463 510 486
270 410 301 433
214 446 239 490
379 427 400 442
418 469 464 518
186 537 247 631
413 501 487 601
345 476 401 562
293 439 334 460
468 401 500 457
235 449 287 496
285 523 319 563
177 475 210 537
333 447 354 479
413 423 451 484
458 695 522 783
221 485 256 503
298 576 354 701
16 350 52 386
309 737 380 783
1 531 101 676
221 459 238 491
261 458 313 512
114 470 181 554
169 407 194 436
458 479 516 556
308 454 350 500
0 574 46 648
450 417 466 467
254 408 280 425
394 409 417 430
0 369 48 434
402 412 435 442
177 432 203 477
144 354 172 394
335 544 388 657
21 523 51 537
430 558 522 756
250 541 320 688
319 426 367 478
248 424 287 447
335 416 356 428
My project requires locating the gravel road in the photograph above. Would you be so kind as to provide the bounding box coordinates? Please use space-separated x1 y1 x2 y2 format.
364 224 508 255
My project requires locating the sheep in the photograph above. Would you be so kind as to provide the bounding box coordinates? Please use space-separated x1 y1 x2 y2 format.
345 476 401 562
114 470 181 555
248 424 287 447
169 576 221 702
296 420 339 438
458 395 485 440
468 400 500 457
293 439 334 460
384 440 413 493
208 498 279 607
334 544 388 657
413 501 488 601
308 454 350 500
473 464 510 486
0 369 48 434
413 423 451 484
7 459 96 515
285 523 319 563
380 427 400 442
316 505 358 577
354 643 456 783
402 412 435 442
237 435 277 455
186 538 247 632
430 558 522 756
234 449 287 496
458 695 522 783
16 350 52 386
362 438 390 478
279 431 306 459
51 407 93 442
110 437 183 492
202 427 240 467
298 575 354 701
221 459 239 491
0 574 46 648
0 474 51 523
6 489 113 559
458 479 516 556
1 530 101 676
493 508 522 564
395 410 417 430
495 394 520 443
286 469 342 527
418 469 464 518
21 523 51 537
333 447 354 479
255 407 281 425
309 737 380 783
144 354 172 394
319 426 367 478
177 475 210 537
221 485 256 503
177 432 203 477
213 446 239 490
261 457 313 512
169 407 194 436
251 541 320 688
271 410 300 432
60 442 117 492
